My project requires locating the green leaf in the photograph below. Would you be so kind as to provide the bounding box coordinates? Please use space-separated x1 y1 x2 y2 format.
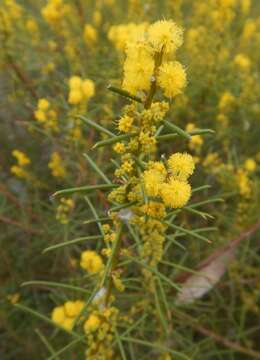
22 280 91 294
107 84 143 103
83 153 111 184
190 128 215 135
43 235 103 253
163 120 191 140
165 222 211 243
92 134 132 149
53 184 117 197
78 115 115 137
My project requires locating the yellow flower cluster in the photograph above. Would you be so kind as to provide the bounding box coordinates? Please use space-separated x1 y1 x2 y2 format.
68 76 95 105
122 20 186 97
108 22 149 51
56 197 74 224
84 24 97 47
84 306 120 360
48 152 66 178
41 0 68 26
51 300 85 331
143 153 195 209
10 150 31 179
80 250 104 274
34 98 58 132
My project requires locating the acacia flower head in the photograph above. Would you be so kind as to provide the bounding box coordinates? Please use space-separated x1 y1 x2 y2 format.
158 61 187 98
148 20 183 54
167 152 195 181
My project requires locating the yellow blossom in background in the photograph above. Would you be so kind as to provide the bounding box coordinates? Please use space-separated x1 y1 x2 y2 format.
34 98 58 131
56 197 74 224
41 0 67 26
12 150 31 166
10 150 31 179
7 292 20 304
84 24 97 46
158 61 187 98
244 158 256 172
48 152 66 178
68 76 95 105
80 250 104 274
82 79 95 98
234 53 251 71
186 123 204 151
218 91 236 112
51 300 84 331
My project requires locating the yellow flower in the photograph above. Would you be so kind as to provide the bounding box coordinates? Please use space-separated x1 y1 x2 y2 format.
7 292 20 304
48 152 66 178
113 142 126 154
160 179 191 209
218 91 236 112
12 150 31 166
84 24 97 46
64 301 79 318
118 115 134 133
148 20 183 54
38 98 50 111
234 53 251 71
62 318 74 331
143 163 167 197
80 250 104 273
69 76 83 89
84 314 100 333
82 79 95 98
68 89 84 105
167 153 195 181
123 41 154 94
158 62 187 98
51 305 66 325
244 158 256 172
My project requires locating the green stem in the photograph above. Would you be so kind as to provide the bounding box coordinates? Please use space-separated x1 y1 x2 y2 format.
104 224 123 306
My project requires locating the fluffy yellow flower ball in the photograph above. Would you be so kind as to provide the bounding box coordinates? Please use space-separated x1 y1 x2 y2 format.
69 76 83 89
160 179 191 209
123 42 154 94
234 53 251 71
68 89 84 105
118 115 134 133
84 24 97 46
143 162 167 197
167 153 195 181
38 98 50 111
244 158 256 172
64 301 79 318
80 250 103 274
84 314 101 333
51 305 66 325
12 150 31 166
158 61 187 98
82 79 95 98
148 20 183 54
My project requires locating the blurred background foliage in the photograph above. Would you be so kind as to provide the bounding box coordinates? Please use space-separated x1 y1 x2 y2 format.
0 0 260 359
